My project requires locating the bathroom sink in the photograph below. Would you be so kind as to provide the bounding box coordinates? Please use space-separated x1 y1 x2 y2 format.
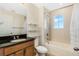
10 39 26 43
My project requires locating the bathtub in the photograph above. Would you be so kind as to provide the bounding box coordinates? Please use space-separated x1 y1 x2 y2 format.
45 41 79 56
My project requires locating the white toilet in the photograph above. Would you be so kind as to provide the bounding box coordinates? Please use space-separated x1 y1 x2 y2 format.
35 46 48 56
35 37 48 56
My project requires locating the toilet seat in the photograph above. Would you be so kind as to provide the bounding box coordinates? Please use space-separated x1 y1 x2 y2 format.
36 46 48 53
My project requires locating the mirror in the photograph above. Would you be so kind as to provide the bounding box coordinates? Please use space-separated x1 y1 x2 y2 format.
0 5 27 36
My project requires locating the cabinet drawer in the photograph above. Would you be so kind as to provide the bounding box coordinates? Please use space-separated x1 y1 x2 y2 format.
14 43 27 51
25 40 34 47
14 41 34 51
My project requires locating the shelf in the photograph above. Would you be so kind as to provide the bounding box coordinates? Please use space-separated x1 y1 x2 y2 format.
12 27 24 29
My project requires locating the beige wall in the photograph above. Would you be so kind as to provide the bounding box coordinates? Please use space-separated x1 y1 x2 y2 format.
23 4 41 46
37 6 45 45
23 4 39 24
50 5 73 44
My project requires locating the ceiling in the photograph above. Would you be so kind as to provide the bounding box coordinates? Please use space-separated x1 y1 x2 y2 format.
34 3 73 11
0 3 73 16
0 3 27 16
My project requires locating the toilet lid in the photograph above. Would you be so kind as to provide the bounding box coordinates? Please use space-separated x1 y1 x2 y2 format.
36 46 48 53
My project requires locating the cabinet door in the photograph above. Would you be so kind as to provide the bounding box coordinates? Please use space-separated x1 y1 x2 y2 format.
0 48 4 56
9 54 15 56
25 46 35 56
15 50 24 56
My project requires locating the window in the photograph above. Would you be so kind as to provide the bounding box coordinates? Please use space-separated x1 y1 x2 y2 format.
54 15 64 29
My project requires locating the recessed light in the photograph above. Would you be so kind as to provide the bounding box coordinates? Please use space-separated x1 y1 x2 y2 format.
59 3 64 6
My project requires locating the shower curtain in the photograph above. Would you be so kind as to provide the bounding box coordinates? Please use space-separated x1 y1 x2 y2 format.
70 4 79 49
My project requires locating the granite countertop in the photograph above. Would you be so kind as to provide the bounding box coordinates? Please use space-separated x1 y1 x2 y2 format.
0 37 35 48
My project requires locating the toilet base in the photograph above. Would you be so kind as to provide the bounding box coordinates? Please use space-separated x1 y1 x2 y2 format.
38 53 47 56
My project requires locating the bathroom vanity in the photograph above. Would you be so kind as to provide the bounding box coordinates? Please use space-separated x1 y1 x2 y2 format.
0 38 36 56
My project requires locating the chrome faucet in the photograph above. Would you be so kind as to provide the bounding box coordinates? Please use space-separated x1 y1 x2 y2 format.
13 36 16 40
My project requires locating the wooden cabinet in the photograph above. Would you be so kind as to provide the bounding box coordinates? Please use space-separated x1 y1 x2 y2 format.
25 46 34 56
0 40 36 56
15 50 24 56
9 54 15 56
0 48 4 56
4 45 15 55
